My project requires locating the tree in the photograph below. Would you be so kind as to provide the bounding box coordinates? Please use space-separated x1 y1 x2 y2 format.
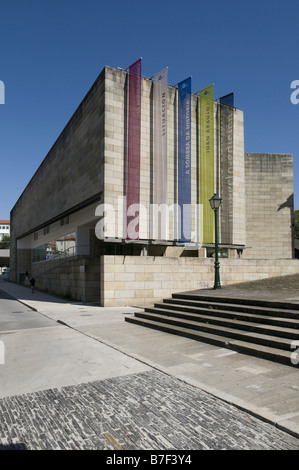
0 235 10 249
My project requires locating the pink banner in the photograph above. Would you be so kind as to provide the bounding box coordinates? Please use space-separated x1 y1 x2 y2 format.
127 58 142 240
153 68 168 240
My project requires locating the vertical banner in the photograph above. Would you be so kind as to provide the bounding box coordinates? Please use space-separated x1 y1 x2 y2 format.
127 58 142 240
200 84 215 243
220 93 234 244
178 77 192 243
153 68 168 240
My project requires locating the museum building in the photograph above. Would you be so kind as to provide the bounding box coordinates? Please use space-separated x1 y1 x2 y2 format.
9 61 299 306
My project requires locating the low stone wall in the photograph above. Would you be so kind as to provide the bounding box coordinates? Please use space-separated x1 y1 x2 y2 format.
21 254 299 307
101 255 299 307
30 256 101 303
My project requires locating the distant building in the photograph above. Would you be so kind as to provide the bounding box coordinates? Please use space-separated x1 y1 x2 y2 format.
0 220 10 269
0 220 10 241
9 64 299 305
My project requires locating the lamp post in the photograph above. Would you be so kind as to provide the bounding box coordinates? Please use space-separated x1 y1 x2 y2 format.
209 193 222 289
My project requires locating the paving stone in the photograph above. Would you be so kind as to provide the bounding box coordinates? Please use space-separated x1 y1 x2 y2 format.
0 370 298 450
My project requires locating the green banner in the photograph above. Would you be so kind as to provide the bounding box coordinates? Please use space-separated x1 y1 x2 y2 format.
200 85 215 243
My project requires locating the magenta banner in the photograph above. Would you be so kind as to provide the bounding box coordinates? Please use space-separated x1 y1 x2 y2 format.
127 58 142 240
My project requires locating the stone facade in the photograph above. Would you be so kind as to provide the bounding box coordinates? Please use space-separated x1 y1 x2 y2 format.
244 153 294 259
32 256 101 302
102 67 246 246
10 69 105 284
9 66 298 305
100 255 299 307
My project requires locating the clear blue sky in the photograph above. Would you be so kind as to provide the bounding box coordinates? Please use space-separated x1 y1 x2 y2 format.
1 0 299 221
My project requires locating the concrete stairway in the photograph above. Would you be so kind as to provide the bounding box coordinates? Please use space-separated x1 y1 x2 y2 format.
125 293 299 367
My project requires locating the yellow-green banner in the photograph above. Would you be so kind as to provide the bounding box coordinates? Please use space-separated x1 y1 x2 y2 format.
200 85 215 243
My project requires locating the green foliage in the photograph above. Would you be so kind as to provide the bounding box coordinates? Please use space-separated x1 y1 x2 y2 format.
0 234 10 249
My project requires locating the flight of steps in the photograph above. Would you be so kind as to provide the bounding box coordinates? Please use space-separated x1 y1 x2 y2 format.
125 293 299 367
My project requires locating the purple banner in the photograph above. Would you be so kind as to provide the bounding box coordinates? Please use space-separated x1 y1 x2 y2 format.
127 58 142 240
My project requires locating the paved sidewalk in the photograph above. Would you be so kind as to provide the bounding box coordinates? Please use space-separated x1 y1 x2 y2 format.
0 276 299 449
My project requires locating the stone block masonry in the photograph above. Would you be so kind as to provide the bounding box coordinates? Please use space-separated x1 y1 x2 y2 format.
9 66 296 305
244 153 294 259
101 255 299 307
31 257 101 302
10 68 106 283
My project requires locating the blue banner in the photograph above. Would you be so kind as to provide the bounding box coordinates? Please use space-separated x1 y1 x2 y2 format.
178 77 191 243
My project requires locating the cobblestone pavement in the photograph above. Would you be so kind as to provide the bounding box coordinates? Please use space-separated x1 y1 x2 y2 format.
0 370 298 451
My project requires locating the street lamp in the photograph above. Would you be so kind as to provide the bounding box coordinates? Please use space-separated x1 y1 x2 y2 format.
209 193 222 289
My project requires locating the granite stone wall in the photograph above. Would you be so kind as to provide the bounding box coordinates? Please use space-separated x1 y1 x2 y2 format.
10 69 106 281
100 255 299 307
29 256 101 302
9 67 296 305
244 153 294 259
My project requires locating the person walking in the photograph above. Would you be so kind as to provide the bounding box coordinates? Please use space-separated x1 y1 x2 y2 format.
29 276 35 293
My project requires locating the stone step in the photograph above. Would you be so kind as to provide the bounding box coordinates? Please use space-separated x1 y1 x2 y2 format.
125 293 299 367
163 297 299 320
171 293 299 312
125 316 293 366
152 302 299 330
133 310 295 350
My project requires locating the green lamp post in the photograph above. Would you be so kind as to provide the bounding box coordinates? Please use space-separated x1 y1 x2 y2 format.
209 193 222 289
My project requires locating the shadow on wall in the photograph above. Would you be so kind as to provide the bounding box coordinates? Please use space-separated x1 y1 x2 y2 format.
278 193 295 257
277 193 294 212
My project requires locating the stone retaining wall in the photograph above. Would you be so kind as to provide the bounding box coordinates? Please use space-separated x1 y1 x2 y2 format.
30 257 101 303
101 255 299 307
23 254 299 306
